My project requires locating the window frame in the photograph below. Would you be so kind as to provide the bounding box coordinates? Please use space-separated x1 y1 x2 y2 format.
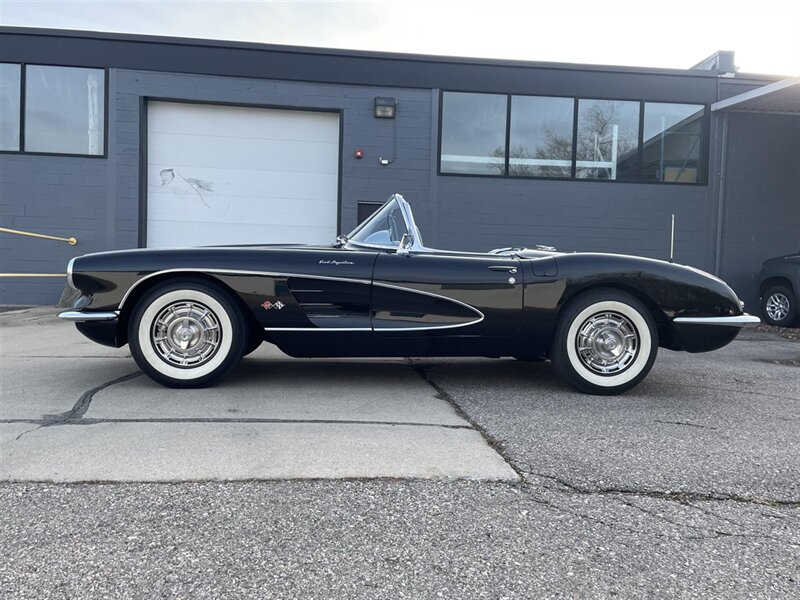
438 90 510 177
437 89 710 186
0 62 22 152
0 62 109 159
640 100 708 184
507 93 576 179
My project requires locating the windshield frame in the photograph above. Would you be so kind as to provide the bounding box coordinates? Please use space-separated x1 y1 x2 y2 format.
344 193 424 252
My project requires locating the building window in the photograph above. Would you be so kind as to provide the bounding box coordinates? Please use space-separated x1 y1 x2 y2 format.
440 92 507 175
641 102 705 183
509 95 574 178
24 65 105 155
576 99 640 180
0 63 21 152
438 90 707 185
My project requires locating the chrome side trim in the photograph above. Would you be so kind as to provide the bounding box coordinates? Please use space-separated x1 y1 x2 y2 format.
264 327 372 332
374 319 484 331
673 314 760 327
264 320 485 333
58 310 119 322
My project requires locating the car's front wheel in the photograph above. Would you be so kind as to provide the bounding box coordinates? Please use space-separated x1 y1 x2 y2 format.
551 289 658 395
128 279 247 388
761 285 797 327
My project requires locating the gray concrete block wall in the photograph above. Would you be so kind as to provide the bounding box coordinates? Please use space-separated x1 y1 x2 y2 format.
719 112 800 310
433 177 712 269
0 154 113 304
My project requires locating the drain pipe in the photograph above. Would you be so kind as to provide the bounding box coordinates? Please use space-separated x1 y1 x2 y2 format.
713 112 729 276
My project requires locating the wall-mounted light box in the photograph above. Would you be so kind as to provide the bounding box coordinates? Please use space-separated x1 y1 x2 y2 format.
374 97 397 118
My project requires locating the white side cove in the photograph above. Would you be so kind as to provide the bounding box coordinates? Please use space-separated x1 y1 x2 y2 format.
146 101 339 248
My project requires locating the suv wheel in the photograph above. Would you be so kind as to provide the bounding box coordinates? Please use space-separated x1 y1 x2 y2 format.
761 285 797 327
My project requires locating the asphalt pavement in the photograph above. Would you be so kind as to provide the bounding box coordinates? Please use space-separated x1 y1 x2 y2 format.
1 308 798 598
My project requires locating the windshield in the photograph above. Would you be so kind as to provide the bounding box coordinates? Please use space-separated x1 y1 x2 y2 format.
347 197 409 247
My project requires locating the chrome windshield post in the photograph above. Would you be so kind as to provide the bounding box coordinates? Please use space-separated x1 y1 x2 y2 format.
396 233 413 256
394 194 424 252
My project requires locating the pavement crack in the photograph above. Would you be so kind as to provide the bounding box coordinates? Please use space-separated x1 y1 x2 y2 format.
0 417 472 430
407 359 524 480
14 423 45 441
676 382 798 402
28 371 144 430
654 419 716 430
523 470 800 508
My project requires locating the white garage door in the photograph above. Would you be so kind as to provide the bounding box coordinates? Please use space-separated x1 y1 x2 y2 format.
146 101 340 248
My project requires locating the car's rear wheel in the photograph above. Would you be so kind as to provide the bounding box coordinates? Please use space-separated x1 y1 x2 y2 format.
128 279 246 388
761 285 797 327
551 289 658 395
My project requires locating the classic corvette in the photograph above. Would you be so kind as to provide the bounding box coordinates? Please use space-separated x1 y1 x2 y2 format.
60 194 759 395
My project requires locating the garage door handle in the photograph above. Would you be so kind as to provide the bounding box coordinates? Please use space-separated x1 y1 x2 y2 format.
488 265 517 273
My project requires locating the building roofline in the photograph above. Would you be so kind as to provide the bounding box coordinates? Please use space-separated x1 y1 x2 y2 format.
0 25 731 79
711 77 800 112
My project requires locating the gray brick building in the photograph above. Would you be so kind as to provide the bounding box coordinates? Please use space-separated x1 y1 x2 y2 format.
1 28 798 311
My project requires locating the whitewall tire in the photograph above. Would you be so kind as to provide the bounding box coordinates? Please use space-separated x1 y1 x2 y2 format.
551 289 658 395
128 279 247 388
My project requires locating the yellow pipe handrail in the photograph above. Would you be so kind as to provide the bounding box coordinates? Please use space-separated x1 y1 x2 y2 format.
0 226 77 246
0 273 66 278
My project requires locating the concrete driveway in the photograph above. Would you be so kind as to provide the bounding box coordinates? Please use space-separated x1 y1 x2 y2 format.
0 308 515 482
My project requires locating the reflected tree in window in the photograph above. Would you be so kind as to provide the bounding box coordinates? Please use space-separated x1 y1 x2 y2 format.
507 96 574 177
576 100 639 180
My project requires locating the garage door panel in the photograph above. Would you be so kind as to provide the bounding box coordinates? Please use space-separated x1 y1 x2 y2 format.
147 191 338 226
148 133 339 174
147 219 336 247
148 164 337 203
149 103 339 142
147 101 339 248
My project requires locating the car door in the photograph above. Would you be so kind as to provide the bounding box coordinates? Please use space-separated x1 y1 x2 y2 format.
371 251 523 337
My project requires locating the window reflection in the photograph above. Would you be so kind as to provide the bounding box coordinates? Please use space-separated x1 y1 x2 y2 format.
509 96 574 178
0 63 21 151
642 103 704 183
576 99 640 180
25 65 105 155
440 92 507 175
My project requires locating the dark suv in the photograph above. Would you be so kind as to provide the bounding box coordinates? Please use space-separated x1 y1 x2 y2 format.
757 252 800 327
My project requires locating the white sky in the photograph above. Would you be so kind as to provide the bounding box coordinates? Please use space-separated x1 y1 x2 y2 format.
1 0 798 76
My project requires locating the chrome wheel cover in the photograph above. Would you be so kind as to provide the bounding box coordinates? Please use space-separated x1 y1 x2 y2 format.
151 301 221 368
575 311 639 375
766 293 790 322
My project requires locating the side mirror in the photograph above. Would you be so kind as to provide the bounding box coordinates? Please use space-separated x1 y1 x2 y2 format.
397 233 414 256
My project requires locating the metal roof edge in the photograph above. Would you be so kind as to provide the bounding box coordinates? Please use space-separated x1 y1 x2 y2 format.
0 25 725 79
711 77 800 112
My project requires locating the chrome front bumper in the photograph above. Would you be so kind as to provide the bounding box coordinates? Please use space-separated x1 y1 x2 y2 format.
673 314 760 327
58 310 119 322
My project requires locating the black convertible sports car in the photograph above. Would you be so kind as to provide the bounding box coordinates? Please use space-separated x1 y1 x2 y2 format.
60 194 759 395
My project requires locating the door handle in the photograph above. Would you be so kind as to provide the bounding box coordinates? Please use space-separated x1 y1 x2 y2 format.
488 265 517 273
